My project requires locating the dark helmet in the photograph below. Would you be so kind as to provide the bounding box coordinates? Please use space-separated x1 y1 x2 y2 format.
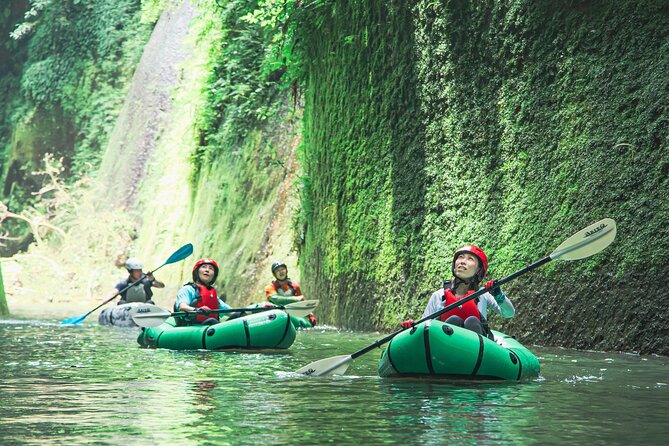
193 258 219 284
451 245 488 282
271 261 287 276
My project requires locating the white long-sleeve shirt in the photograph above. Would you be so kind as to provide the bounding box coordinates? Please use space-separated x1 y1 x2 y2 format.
421 288 515 321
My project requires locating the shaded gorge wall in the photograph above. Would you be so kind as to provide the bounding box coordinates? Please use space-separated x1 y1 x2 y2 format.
297 0 669 354
2 0 667 355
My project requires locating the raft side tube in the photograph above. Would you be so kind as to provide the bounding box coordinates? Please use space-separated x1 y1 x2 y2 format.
136 310 296 351
378 321 540 381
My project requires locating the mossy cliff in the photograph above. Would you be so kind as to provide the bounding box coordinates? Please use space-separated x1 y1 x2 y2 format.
2 1 667 354
296 1 668 354
0 1 302 312
151 0 304 304
0 0 154 255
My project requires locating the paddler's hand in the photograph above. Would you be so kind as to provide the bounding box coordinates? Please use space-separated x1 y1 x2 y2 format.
400 319 414 329
263 303 276 308
485 279 504 304
197 306 212 314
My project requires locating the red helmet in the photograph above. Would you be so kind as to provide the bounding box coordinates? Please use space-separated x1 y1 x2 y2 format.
451 245 488 282
192 258 219 284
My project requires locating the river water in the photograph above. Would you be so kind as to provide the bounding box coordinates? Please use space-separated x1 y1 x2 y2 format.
1 316 666 445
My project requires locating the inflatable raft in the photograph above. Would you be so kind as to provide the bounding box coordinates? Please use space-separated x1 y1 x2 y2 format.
267 296 317 329
98 302 146 327
136 309 296 350
378 319 540 381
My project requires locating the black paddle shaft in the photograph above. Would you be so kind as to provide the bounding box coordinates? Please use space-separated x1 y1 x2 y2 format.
350 255 553 360
172 306 285 317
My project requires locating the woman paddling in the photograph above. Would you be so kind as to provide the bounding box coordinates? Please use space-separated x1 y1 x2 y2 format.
174 258 231 325
401 245 514 339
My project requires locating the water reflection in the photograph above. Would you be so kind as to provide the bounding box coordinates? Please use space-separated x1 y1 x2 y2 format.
370 379 531 444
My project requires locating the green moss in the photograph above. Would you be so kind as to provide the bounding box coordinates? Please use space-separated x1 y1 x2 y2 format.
296 0 669 354
0 259 7 315
1 0 154 254
3 0 668 355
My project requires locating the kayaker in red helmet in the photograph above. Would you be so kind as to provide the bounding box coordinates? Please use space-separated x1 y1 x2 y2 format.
174 258 231 326
401 245 514 338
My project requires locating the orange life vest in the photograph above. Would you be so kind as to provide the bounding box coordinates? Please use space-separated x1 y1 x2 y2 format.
271 279 299 296
439 288 481 322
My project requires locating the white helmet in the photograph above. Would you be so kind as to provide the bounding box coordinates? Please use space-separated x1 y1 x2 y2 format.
125 257 143 271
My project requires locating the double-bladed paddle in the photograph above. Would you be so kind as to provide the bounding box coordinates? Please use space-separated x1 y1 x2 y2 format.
295 218 617 377
60 243 194 325
130 299 320 327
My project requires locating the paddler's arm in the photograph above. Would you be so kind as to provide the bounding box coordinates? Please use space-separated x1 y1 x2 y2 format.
146 273 165 288
106 281 125 300
292 283 304 299
420 290 444 319
483 291 515 318
265 283 276 302
175 287 197 312
266 293 280 302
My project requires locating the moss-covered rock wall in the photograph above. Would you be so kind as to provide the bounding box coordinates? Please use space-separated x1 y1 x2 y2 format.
297 1 426 330
0 0 154 255
3 0 667 355
297 0 669 354
1 0 302 312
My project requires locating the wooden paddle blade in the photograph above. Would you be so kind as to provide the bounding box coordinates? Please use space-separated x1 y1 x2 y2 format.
283 299 319 317
550 218 616 260
129 304 173 328
295 354 352 377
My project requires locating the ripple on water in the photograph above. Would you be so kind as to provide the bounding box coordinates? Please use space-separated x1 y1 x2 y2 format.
0 319 667 445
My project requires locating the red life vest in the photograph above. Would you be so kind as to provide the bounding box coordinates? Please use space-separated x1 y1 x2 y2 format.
195 284 220 323
440 288 481 322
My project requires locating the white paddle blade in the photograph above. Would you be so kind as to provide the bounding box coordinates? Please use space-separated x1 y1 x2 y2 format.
284 299 319 317
295 354 352 377
550 218 617 261
129 304 172 328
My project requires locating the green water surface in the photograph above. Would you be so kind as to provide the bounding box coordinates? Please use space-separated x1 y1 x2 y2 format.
1 317 666 445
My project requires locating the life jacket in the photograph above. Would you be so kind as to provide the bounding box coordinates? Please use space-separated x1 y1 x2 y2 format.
272 279 298 297
189 282 220 323
122 278 152 303
440 288 481 322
